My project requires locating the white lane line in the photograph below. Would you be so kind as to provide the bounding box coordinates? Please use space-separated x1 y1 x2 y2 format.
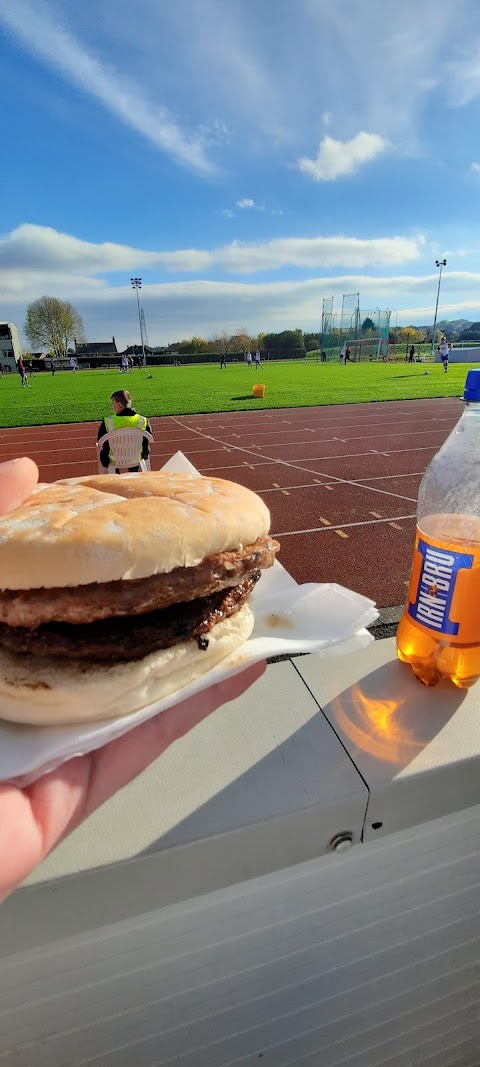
274 514 416 536
261 480 334 492
0 444 95 457
185 399 460 423
217 416 455 439
0 429 445 460
242 426 451 452
195 443 439 470
171 417 418 503
183 405 460 430
353 471 425 482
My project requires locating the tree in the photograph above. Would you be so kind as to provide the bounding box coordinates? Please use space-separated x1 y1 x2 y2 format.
263 329 305 351
229 327 252 353
396 326 426 345
209 330 233 355
178 336 209 353
361 317 375 333
25 297 84 360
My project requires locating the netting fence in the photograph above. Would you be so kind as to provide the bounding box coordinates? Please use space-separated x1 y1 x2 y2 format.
321 294 391 360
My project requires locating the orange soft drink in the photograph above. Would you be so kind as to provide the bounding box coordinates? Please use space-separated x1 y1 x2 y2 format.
397 369 480 688
397 514 480 687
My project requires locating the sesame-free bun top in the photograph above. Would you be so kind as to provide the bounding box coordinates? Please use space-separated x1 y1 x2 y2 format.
0 472 271 590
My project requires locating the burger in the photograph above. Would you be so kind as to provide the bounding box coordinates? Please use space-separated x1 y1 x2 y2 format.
0 472 279 725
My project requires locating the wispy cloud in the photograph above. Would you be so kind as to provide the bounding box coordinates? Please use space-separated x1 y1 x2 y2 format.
297 132 389 181
2 0 468 178
0 224 424 277
226 199 280 217
0 0 217 176
471 162 480 173
448 49 480 106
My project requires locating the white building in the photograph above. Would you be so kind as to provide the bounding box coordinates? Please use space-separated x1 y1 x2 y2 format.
0 322 21 369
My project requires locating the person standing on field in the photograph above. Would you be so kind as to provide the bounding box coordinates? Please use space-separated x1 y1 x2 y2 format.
17 356 30 388
439 337 451 373
254 349 261 370
246 351 252 369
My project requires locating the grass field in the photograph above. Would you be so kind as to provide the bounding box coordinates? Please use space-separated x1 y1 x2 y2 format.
2 360 473 428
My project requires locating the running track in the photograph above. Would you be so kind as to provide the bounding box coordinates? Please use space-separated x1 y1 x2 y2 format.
0 397 462 607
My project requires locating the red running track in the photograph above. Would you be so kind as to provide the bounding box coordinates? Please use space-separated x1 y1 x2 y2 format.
0 397 462 607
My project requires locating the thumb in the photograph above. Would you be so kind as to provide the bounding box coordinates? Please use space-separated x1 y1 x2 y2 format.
0 457 39 515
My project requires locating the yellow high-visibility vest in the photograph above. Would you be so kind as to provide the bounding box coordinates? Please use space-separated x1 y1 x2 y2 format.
105 413 148 465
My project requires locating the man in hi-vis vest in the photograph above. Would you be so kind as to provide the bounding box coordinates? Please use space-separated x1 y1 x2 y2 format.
97 389 153 472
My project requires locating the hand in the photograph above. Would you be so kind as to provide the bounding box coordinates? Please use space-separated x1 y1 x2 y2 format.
0 458 265 901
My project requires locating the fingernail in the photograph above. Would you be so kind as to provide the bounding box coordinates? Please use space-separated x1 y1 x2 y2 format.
1 458 25 467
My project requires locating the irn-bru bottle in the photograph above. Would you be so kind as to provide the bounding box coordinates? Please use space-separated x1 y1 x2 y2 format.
397 369 480 687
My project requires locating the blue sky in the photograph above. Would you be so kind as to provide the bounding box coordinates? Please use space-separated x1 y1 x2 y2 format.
2 0 480 345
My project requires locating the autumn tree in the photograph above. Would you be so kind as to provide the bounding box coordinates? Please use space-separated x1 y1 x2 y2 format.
396 327 426 344
25 297 84 360
210 330 233 355
229 327 252 353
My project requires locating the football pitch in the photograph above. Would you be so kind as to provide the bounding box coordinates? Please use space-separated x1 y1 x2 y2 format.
2 359 472 428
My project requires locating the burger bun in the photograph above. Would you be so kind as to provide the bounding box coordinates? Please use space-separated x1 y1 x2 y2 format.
0 603 254 726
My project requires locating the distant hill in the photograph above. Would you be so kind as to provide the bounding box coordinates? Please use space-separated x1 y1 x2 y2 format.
406 319 472 340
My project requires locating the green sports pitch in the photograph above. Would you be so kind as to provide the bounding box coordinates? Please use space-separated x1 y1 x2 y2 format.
2 360 472 429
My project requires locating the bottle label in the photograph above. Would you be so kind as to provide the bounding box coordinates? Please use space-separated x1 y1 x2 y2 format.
408 537 474 635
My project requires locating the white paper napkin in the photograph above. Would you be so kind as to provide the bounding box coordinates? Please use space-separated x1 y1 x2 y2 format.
0 452 378 784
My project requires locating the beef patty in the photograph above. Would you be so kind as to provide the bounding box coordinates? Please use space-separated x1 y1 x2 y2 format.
0 573 259 664
0 537 278 628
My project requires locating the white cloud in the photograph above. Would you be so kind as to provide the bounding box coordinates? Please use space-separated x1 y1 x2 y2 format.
0 224 213 273
7 223 478 346
0 0 217 176
221 209 235 218
297 132 389 181
0 224 424 279
3 0 468 180
217 235 423 272
231 199 280 215
471 162 480 173
3 271 480 349
154 0 464 154
448 51 480 106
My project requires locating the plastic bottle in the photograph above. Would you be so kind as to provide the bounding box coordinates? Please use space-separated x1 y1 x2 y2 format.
397 368 480 688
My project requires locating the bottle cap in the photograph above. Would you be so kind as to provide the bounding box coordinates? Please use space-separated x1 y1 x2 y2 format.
464 369 480 402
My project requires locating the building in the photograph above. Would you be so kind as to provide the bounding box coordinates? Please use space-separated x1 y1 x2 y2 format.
74 336 118 361
0 322 22 370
